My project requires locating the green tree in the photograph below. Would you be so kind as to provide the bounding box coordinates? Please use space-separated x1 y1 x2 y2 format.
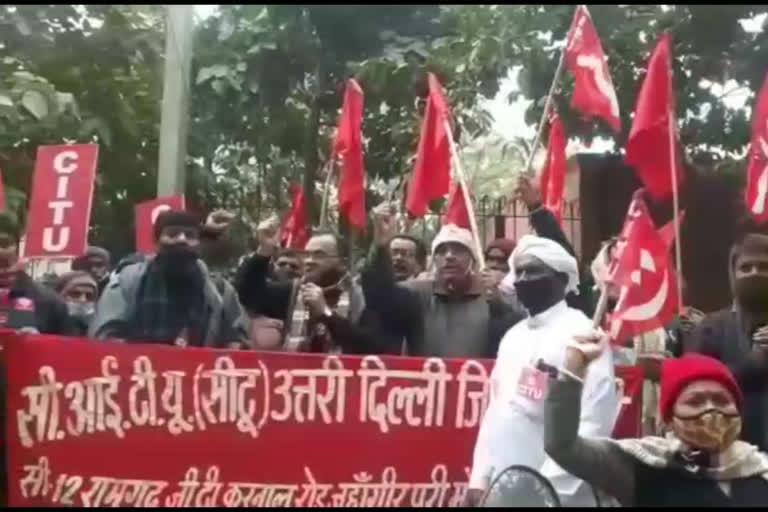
0 4 165 255
513 4 768 170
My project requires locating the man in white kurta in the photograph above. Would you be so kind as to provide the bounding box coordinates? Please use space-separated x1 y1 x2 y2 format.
470 235 619 506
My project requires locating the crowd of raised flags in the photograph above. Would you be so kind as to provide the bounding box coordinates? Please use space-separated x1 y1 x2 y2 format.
4 4 768 507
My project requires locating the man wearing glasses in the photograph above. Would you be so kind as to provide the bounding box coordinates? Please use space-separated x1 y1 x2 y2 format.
236 225 394 354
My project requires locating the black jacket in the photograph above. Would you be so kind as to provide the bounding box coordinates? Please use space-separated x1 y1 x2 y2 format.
4 272 73 334
686 307 768 451
235 254 403 354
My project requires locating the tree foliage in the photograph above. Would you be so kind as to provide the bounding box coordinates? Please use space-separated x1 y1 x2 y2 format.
514 4 768 169
2 4 768 258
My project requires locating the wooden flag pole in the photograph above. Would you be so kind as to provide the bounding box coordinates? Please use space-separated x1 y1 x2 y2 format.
667 41 684 315
318 160 334 231
522 4 583 177
443 119 486 269
523 50 566 177
668 112 685 314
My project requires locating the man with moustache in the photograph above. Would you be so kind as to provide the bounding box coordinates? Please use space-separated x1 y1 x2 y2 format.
389 235 427 282
89 210 243 347
236 223 392 353
467 234 618 506
687 216 768 451
362 206 524 358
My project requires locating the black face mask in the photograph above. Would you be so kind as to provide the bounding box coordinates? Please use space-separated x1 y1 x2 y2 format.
155 245 201 282
734 275 768 312
514 277 563 316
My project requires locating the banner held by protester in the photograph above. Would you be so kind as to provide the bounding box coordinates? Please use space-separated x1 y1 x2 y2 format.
5 333 642 507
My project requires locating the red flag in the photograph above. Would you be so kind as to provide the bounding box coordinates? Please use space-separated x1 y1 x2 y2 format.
625 33 684 202
564 5 621 132
135 195 186 254
608 190 679 342
658 210 685 249
406 73 453 218
280 185 310 250
0 169 6 212
443 181 471 229
745 73 768 223
539 113 568 224
332 79 366 231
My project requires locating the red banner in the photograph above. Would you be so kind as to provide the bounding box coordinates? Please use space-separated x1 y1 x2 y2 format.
5 334 642 507
134 196 186 254
23 144 98 259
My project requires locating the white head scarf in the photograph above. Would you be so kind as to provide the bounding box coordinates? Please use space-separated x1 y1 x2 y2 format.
499 234 580 295
431 224 477 262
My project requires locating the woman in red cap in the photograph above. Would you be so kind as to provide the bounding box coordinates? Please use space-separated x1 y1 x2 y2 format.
543 332 768 506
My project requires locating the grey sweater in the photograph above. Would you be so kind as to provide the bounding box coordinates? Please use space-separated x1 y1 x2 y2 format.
361 247 524 358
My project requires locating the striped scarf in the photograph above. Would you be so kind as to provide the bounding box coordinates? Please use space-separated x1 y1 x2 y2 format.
131 260 207 345
284 274 351 353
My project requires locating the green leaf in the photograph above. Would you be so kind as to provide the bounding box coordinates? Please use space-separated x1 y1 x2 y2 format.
211 79 226 95
0 94 13 108
196 64 230 85
11 71 47 84
78 117 113 148
21 90 48 119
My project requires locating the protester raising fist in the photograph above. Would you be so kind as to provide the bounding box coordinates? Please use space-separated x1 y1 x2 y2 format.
372 202 397 247
204 209 236 234
256 215 281 257
515 174 543 211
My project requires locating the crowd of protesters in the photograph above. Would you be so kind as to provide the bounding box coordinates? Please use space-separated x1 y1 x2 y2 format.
2 174 768 506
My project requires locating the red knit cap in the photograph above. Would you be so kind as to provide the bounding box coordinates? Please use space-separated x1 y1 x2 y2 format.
659 354 743 422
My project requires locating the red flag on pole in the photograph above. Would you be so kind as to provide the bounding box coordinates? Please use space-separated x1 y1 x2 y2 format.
332 79 366 231
608 190 680 342
564 5 621 132
658 210 685 249
443 181 471 229
746 73 768 223
625 33 684 202
281 185 310 250
539 113 568 224
406 73 453 218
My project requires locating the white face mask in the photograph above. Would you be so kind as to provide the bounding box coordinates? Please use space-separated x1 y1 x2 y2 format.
66 301 95 319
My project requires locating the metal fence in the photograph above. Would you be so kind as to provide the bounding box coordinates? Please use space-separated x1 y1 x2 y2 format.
414 196 582 259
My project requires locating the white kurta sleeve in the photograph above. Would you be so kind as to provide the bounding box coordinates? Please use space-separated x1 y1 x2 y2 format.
468 362 502 489
538 354 619 504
